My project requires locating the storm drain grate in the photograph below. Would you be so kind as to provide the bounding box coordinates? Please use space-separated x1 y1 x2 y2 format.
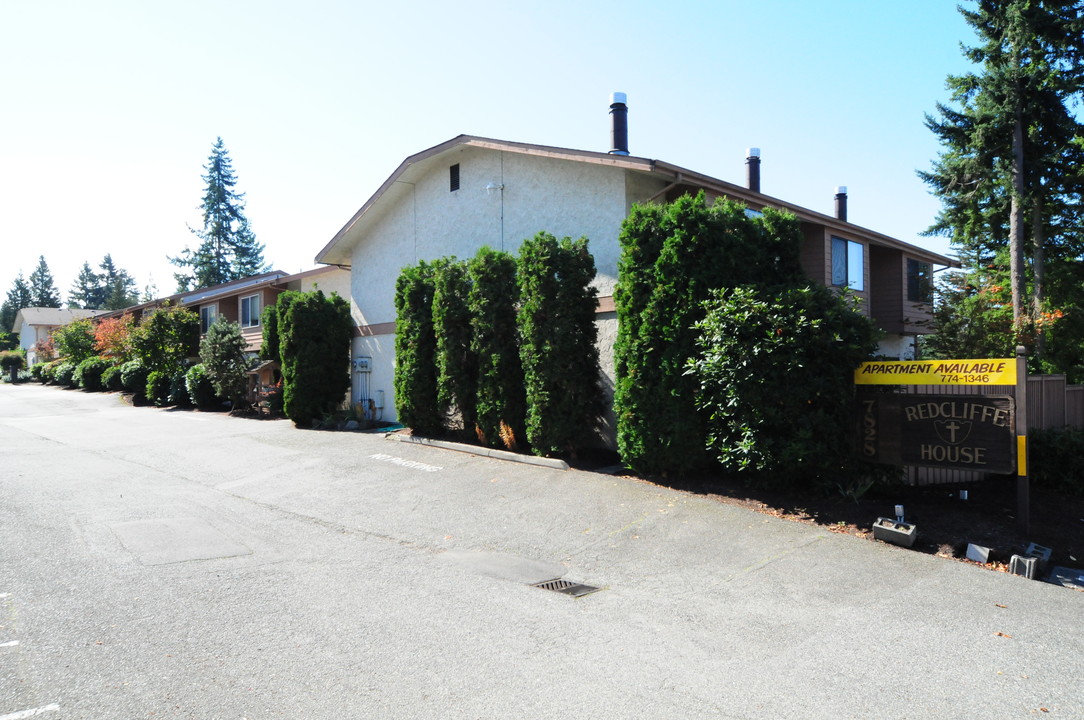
530 578 601 597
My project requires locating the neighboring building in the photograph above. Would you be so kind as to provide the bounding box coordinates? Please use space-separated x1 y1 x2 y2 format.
13 308 108 365
315 97 955 429
97 266 350 354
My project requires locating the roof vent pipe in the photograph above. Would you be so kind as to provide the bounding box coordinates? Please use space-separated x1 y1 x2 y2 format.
609 92 629 156
746 148 761 192
834 186 848 222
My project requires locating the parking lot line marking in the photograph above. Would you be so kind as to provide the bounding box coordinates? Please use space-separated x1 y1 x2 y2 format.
0 641 18 647
0 705 60 720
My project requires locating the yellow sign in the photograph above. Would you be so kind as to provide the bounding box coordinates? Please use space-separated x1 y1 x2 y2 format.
854 358 1016 386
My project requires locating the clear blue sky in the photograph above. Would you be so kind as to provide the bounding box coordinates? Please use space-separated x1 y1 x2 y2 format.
1 0 975 303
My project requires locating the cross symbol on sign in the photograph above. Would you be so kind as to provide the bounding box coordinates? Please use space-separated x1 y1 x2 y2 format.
943 420 961 443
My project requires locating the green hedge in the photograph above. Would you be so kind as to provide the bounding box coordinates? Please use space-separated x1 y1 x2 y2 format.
146 370 173 406
120 358 149 397
185 363 219 409
688 285 880 489
433 259 477 435
278 290 353 427
393 261 441 435
74 356 112 392
613 193 807 476
517 232 603 457
468 247 525 449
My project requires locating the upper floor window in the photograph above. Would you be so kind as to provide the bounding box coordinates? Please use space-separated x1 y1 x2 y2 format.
240 294 261 328
200 305 217 333
831 237 864 291
449 163 460 192
907 258 933 303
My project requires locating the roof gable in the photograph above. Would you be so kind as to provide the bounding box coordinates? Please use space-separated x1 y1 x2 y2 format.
316 135 956 268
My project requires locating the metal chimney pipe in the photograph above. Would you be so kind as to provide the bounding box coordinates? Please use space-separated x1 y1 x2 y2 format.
835 186 848 221
746 148 761 192
609 92 629 156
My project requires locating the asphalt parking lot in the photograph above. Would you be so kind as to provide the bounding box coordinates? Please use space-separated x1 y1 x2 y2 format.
1 384 1081 719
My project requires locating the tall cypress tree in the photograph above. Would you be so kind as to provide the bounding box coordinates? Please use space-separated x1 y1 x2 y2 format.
517 232 602 457
468 247 525 450
171 138 266 291
27 256 61 308
920 0 1084 360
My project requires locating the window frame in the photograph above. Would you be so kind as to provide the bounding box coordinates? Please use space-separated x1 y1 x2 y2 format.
200 304 218 334
906 258 933 303
831 236 865 292
240 294 261 329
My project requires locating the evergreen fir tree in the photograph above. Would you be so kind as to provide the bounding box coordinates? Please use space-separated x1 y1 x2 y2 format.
920 0 1084 362
68 262 102 309
1 273 33 331
99 254 140 310
28 256 61 308
170 138 266 291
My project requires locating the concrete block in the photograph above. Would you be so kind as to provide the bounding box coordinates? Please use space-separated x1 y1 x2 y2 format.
873 518 917 548
965 543 991 564
1026 542 1052 569
1008 554 1037 579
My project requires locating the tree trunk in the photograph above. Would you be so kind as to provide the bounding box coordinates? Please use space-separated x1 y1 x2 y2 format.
1009 104 1027 338
1032 198 1046 362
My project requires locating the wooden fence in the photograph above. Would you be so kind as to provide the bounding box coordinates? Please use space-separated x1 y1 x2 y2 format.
902 373 1083 486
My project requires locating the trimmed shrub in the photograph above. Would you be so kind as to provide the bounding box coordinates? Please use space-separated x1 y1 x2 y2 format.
169 370 192 407
30 362 47 382
517 232 603 457
613 193 805 476
120 358 150 397
54 361 77 387
145 370 173 406
39 359 63 384
101 364 124 391
433 258 477 434
74 356 112 392
279 290 353 427
393 261 441 435
185 364 219 409
688 285 881 489
0 350 25 382
199 319 248 408
468 247 525 449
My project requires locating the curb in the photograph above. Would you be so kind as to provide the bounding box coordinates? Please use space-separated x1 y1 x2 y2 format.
385 433 570 470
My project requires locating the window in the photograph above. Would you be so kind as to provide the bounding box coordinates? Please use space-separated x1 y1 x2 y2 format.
200 305 217 333
907 258 933 303
831 237 864 291
240 294 260 328
449 163 460 192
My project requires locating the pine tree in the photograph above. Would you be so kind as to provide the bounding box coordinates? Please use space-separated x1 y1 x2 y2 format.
1 273 33 331
920 0 1084 360
27 256 61 308
98 255 140 310
68 262 102 309
170 138 266 291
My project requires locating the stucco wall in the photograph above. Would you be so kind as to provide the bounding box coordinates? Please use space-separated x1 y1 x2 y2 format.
350 147 635 326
